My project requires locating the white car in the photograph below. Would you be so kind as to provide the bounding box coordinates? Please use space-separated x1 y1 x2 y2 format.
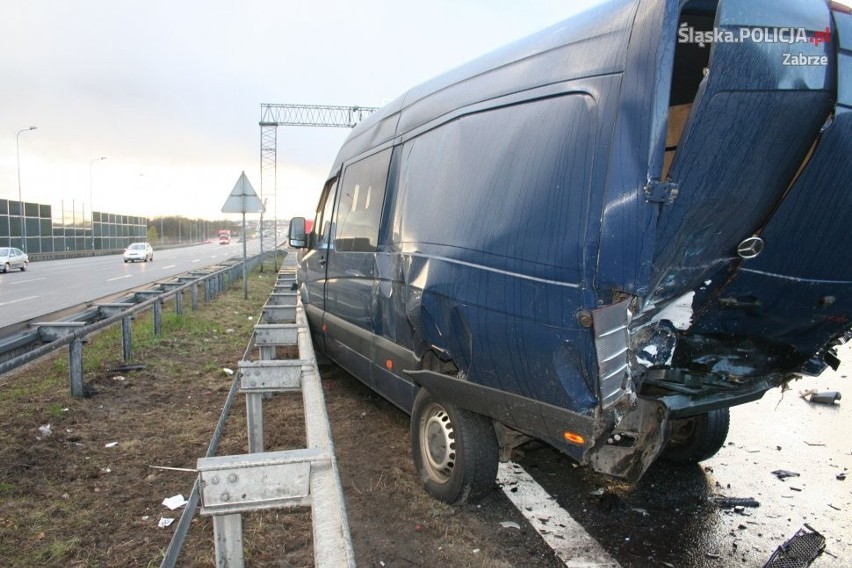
0 247 28 272
123 242 154 263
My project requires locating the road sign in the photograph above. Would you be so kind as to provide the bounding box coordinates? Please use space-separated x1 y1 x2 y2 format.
222 172 264 214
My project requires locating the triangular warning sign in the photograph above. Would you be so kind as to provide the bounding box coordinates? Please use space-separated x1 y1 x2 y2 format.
221 171 264 213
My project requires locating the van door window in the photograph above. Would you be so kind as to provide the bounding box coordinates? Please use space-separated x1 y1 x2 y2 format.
334 149 392 252
314 177 338 249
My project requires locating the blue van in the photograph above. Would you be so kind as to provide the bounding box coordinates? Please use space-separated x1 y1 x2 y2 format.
289 0 852 503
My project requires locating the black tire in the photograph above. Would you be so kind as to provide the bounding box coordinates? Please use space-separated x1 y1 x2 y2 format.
662 408 730 463
20 263 26 271
410 389 499 504
3 263 9 273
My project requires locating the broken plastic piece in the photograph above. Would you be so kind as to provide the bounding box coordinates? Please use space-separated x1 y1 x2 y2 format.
772 470 801 480
808 391 841 405
763 524 825 568
711 496 760 508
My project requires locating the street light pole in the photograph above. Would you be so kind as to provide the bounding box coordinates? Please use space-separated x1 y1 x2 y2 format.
16 126 38 251
89 156 106 251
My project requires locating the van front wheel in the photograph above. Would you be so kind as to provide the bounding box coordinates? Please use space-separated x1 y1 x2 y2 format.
410 389 498 504
662 408 730 463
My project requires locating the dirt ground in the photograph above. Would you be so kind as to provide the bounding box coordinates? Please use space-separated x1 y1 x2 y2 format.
0 271 560 567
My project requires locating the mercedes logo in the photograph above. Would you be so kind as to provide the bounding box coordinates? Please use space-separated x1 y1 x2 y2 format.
737 236 765 260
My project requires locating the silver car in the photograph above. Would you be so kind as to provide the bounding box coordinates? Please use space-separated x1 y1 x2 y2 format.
123 242 154 263
0 247 28 272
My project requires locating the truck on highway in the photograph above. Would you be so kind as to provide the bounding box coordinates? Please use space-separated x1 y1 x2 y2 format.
218 230 231 245
289 0 852 504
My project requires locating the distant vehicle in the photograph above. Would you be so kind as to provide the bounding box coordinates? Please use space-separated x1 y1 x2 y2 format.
0 247 28 272
289 0 852 505
218 230 231 245
123 242 153 263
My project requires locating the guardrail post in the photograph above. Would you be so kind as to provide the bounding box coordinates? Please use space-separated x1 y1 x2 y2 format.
240 360 303 453
246 393 264 454
175 289 183 316
213 515 244 568
69 337 84 398
153 300 162 336
122 315 132 361
197 448 321 568
192 283 199 310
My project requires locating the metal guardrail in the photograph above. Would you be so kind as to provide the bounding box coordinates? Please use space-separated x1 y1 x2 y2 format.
160 267 355 567
0 255 264 389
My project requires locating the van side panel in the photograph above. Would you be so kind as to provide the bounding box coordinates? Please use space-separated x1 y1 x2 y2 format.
387 93 605 418
594 0 679 297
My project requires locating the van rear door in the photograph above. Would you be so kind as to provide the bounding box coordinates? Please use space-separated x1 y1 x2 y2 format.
648 0 850 372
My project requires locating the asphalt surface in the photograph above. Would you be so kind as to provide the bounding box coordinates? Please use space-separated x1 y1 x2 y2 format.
514 342 851 567
0 240 262 329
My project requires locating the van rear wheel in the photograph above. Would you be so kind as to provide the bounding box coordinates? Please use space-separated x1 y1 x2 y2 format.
411 389 498 504
662 408 730 463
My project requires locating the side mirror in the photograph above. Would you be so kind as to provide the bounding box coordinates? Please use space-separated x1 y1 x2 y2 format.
289 217 307 248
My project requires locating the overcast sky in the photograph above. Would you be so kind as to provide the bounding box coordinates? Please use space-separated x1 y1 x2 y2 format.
0 0 603 222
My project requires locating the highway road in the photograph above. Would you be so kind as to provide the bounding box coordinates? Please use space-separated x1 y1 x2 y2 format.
0 240 265 329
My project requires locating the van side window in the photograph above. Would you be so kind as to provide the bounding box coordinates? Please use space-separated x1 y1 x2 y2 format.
315 177 338 249
334 149 392 252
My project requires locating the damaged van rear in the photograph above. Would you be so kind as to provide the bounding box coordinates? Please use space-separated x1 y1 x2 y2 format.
289 0 852 503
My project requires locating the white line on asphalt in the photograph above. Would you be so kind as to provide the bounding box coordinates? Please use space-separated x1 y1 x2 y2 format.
8 277 47 285
498 462 621 568
192 259 200 263
162 264 176 269
0 295 39 307
107 275 133 282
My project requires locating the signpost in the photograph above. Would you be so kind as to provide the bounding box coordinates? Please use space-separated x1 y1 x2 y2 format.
222 172 264 298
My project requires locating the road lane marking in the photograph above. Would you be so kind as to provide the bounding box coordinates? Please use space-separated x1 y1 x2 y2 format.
0 295 39 307
498 462 621 568
192 259 201 263
107 275 133 282
8 277 47 285
162 264 176 269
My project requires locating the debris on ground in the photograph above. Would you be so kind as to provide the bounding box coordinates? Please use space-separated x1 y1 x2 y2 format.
108 365 146 373
500 521 521 530
157 517 175 529
772 470 801 480
37 424 52 439
162 494 188 510
763 524 826 568
800 390 842 405
711 496 761 509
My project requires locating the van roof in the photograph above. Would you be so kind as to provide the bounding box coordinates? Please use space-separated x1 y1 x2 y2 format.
332 0 645 170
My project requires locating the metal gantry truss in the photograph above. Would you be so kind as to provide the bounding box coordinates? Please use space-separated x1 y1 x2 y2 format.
258 103 379 269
